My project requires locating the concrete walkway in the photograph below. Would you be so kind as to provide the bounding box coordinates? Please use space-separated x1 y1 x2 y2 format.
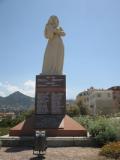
0 147 113 160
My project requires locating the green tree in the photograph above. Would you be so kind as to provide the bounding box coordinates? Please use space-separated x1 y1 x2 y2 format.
76 99 89 115
66 104 80 117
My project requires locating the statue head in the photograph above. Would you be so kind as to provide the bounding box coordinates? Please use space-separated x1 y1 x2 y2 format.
48 15 59 27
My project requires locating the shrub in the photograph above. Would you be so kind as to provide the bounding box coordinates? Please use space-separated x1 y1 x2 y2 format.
74 116 92 129
94 127 116 146
79 105 89 115
66 104 80 116
89 117 116 146
0 127 10 136
100 141 120 159
0 109 34 128
110 118 120 141
74 116 118 146
76 100 89 115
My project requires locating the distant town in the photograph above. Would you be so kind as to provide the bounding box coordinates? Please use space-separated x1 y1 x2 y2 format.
0 86 120 120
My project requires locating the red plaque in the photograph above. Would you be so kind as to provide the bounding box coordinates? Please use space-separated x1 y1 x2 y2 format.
35 75 66 115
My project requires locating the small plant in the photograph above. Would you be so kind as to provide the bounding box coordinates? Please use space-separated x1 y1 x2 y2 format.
100 141 120 159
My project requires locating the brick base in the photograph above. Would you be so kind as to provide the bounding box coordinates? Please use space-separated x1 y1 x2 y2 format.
9 115 87 137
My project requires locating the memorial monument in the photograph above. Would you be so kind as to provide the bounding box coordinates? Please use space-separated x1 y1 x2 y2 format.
35 15 66 131
9 16 87 137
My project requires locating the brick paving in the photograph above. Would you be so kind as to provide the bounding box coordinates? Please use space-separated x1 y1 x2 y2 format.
0 147 114 160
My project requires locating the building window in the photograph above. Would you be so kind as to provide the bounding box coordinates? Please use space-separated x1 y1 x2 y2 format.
90 105 94 108
97 93 101 97
113 96 116 99
107 93 111 97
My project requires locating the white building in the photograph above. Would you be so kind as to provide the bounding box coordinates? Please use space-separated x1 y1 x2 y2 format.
76 87 114 115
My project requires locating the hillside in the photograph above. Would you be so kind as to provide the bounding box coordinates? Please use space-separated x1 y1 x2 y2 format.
0 91 34 112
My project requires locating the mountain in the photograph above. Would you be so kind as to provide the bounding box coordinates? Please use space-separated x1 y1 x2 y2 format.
0 91 75 112
0 91 35 112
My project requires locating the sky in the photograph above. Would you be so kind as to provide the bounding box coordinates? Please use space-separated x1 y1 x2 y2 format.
0 0 120 99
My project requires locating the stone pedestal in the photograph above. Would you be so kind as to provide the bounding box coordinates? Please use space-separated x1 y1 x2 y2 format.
9 75 87 137
35 75 66 129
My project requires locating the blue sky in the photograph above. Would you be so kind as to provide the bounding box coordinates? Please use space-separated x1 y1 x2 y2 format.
0 0 120 99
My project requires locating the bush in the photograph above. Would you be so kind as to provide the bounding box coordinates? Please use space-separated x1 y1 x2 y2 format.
0 127 10 136
0 109 34 128
0 117 13 127
110 118 120 141
100 141 120 159
74 116 118 146
76 100 89 115
74 116 92 129
94 127 116 146
0 109 35 136
66 104 80 116
79 105 89 115
89 117 116 146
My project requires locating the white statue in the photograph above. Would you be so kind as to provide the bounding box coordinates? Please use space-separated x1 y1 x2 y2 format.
42 16 65 75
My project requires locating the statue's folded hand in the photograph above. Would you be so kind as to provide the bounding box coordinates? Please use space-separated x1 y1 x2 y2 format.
54 28 65 36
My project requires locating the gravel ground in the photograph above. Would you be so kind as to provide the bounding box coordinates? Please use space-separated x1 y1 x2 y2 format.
0 147 115 160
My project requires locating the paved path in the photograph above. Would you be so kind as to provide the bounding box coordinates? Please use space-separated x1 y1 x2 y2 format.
0 147 114 160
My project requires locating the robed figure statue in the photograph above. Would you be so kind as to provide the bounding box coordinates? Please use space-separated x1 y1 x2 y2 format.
42 16 65 75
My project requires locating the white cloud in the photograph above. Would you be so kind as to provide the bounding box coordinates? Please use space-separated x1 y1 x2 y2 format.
66 87 78 99
0 91 6 97
22 89 35 97
0 80 35 97
4 82 21 93
23 80 35 97
24 80 35 89
0 80 78 99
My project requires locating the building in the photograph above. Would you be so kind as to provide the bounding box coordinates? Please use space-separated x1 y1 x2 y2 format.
108 86 120 113
76 87 114 115
0 112 16 120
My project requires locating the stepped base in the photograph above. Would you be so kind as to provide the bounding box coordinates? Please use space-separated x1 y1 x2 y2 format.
9 115 87 137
